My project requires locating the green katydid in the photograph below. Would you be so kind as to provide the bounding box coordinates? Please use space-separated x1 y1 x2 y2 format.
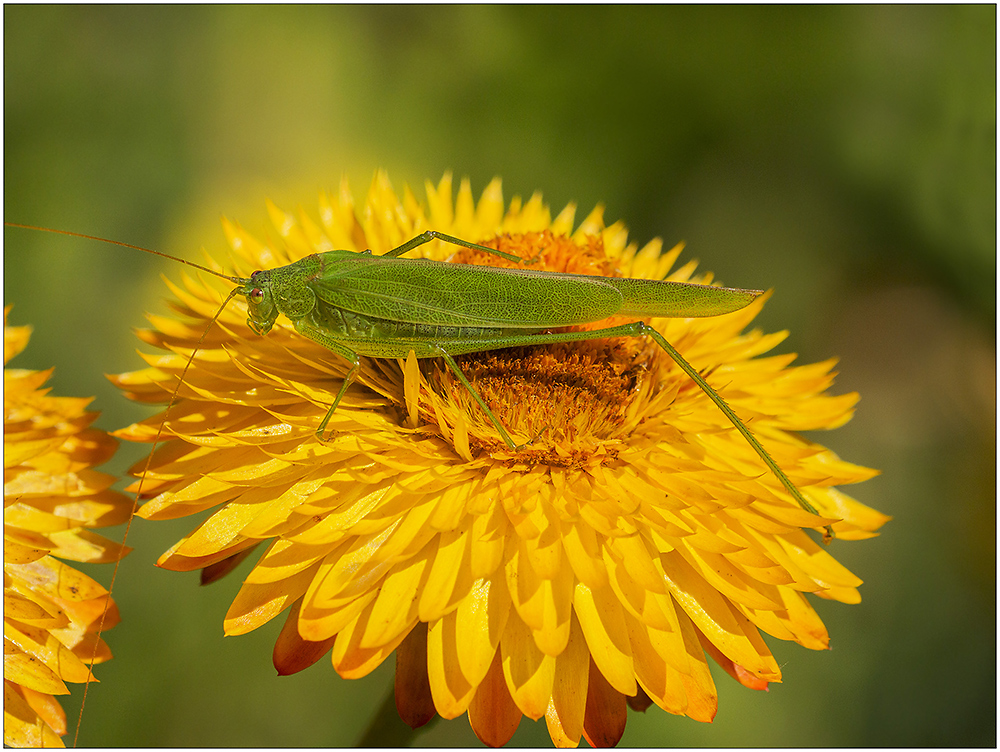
5 222 829 533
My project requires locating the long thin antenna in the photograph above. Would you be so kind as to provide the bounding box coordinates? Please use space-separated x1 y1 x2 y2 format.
71 284 244 746
5 220 247 745
4 222 246 284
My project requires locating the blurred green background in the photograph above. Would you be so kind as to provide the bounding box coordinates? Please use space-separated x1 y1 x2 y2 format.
4 6 995 747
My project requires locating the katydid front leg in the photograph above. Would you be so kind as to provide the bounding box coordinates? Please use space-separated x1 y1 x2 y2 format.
382 230 539 264
293 320 362 440
294 318 541 447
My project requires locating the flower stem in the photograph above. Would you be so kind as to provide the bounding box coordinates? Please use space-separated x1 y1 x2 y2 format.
357 686 439 747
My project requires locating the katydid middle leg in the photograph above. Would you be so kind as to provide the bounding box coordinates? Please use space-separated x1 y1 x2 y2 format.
435 348 549 451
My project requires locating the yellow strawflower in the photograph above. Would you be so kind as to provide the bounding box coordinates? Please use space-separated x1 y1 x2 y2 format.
112 172 886 746
4 308 133 748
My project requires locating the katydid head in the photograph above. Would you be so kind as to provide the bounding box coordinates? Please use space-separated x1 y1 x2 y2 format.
241 256 321 336
244 269 279 336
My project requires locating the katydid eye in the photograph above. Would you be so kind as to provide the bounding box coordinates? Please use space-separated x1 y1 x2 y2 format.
249 288 264 303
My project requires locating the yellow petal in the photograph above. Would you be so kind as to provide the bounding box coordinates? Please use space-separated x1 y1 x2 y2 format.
3 682 66 748
298 589 376 644
677 544 784 611
20 684 68 737
531 565 574 657
500 612 555 720
572 581 636 696
660 551 779 679
454 577 511 689
427 608 476 719
331 601 412 680
417 527 472 622
544 611 590 748
625 611 688 715
562 522 608 591
6 558 107 603
3 592 64 628
3 643 70 696
361 545 431 650
469 501 507 578
505 539 546 632
674 609 718 722
4 620 92 686
224 562 317 636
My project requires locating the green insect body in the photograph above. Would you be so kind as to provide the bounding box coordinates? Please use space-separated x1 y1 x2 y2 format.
5 224 828 534
239 233 751 430
237 231 825 531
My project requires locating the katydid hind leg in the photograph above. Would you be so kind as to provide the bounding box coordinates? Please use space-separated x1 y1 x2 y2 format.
637 324 831 537
422 320 829 537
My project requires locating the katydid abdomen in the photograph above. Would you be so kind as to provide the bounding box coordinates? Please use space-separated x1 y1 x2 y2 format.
252 250 762 334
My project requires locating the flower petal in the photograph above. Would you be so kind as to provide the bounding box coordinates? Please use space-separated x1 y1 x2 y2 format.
271 599 337 675
581 657 627 748
394 623 435 729
500 612 555 720
544 611 590 748
572 582 637 697
467 649 522 747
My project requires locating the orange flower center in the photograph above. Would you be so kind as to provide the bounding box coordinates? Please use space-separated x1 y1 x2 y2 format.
423 231 666 466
